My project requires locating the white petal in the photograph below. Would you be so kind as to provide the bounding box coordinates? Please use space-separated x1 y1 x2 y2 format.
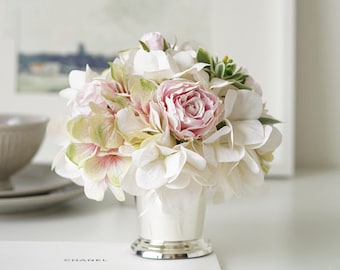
59 87 77 101
182 147 206 170
166 173 190 189
216 144 245 162
258 126 282 153
172 62 208 78
232 120 264 145
243 151 261 174
52 148 82 179
83 179 106 201
229 90 263 120
132 144 159 167
121 166 146 196
108 184 125 202
224 90 238 118
203 126 231 144
134 50 171 74
47 116 69 146
116 108 146 134
136 161 168 189
164 151 185 180
210 78 233 89
172 51 195 70
69 70 86 89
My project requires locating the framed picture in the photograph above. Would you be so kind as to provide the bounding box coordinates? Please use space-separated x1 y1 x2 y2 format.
0 0 295 176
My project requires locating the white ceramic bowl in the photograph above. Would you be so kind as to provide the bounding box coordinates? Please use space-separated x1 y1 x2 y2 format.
0 114 48 190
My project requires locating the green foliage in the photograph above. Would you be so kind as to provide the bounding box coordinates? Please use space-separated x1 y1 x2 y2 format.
258 117 281 125
197 48 212 64
139 40 150 52
196 48 250 89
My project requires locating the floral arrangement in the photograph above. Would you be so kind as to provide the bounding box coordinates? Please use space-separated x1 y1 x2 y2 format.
52 32 282 204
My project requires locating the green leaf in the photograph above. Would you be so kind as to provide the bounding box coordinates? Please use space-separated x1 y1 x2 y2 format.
227 72 248 81
197 48 211 64
258 117 281 125
163 39 169 51
216 120 227 130
232 81 252 90
215 62 226 78
139 40 150 52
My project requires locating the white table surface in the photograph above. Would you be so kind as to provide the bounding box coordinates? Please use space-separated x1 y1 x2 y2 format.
1 167 339 270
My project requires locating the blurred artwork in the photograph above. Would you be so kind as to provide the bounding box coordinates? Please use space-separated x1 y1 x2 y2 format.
15 0 209 93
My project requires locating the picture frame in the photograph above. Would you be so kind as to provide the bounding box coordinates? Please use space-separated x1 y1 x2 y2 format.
0 0 295 176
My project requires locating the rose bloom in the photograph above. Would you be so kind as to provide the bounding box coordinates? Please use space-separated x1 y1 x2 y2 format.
157 79 222 140
140 32 169 51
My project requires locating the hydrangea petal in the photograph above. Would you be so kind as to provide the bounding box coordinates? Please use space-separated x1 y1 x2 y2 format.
229 90 263 120
83 178 107 201
232 120 264 145
216 144 245 163
69 70 86 89
132 144 159 167
66 143 97 166
164 151 185 180
52 148 82 180
121 166 146 196
257 126 283 154
136 161 168 189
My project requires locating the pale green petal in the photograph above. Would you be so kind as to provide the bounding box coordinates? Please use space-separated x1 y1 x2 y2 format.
89 115 123 149
66 143 97 166
67 116 91 143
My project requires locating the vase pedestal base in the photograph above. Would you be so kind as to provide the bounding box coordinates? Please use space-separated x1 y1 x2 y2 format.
131 237 213 260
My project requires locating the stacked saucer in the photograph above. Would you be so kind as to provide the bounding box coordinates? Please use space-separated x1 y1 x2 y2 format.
0 164 83 214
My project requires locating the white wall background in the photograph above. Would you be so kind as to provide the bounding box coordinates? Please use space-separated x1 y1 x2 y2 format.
296 0 340 168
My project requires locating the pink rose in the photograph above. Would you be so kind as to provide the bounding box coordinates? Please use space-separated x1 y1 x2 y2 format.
157 80 222 140
140 32 169 51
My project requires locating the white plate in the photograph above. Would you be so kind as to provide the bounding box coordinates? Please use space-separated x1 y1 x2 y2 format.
0 184 83 214
0 164 72 198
